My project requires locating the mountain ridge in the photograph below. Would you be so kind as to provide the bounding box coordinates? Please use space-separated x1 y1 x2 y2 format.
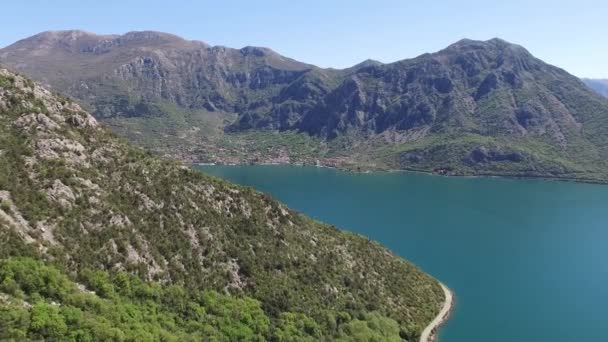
583 78 608 98
2 31 608 181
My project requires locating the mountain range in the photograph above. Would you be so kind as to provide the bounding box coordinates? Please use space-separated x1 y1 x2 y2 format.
0 67 443 340
583 79 608 98
2 30 608 181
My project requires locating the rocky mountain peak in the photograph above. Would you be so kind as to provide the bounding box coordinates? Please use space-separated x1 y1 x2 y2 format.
116 30 209 48
349 59 384 70
27 30 111 42
120 30 183 41
439 37 533 61
239 46 275 57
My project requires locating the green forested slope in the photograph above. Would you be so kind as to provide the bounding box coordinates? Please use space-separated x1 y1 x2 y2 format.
0 68 443 340
0 258 411 341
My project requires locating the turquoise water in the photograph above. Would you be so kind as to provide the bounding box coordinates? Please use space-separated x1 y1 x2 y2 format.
195 165 608 342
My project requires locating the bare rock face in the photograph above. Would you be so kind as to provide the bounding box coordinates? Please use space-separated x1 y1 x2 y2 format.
46 179 76 209
0 191 34 243
14 113 60 131
65 113 98 128
35 138 88 166
465 146 524 164
224 258 246 293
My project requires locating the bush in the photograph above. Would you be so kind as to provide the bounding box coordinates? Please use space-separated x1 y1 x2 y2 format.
0 200 10 211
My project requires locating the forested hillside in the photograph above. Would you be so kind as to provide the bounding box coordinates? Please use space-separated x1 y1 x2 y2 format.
0 68 443 340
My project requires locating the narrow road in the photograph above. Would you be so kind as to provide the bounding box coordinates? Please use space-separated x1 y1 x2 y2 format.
420 283 453 342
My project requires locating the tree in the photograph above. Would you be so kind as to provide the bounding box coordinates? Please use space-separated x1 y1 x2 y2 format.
29 302 68 339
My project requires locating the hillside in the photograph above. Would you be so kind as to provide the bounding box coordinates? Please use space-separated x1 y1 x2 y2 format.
583 79 608 98
2 31 608 181
0 68 444 340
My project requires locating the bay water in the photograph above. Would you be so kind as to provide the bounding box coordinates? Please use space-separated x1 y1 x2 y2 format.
195 165 608 341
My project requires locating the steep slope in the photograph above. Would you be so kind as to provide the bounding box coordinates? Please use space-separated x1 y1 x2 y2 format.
3 32 608 181
0 30 323 118
0 258 273 340
0 68 443 340
583 78 608 98
0 30 340 164
294 39 608 180
0 258 428 341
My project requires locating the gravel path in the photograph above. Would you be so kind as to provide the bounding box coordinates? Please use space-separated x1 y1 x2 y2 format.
420 283 453 342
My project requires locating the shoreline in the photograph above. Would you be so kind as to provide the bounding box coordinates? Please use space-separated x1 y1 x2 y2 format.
420 283 454 342
193 161 608 185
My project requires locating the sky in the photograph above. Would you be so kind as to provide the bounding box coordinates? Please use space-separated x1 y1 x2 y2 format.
1 0 607 78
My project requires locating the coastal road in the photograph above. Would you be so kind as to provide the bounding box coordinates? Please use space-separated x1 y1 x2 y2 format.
420 283 453 342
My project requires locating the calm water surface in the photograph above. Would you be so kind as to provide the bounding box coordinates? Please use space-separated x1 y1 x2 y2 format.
195 165 608 342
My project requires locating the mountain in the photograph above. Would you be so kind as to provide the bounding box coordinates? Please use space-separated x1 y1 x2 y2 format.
0 30 316 117
2 31 608 181
583 78 608 98
0 68 443 340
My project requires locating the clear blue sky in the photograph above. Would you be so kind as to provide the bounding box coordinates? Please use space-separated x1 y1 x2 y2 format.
2 0 607 78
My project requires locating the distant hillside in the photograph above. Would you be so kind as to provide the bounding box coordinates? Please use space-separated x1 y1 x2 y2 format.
0 68 443 340
2 31 608 181
0 30 316 117
583 79 608 98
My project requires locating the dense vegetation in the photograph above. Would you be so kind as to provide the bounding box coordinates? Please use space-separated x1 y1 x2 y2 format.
2 32 608 181
0 69 443 339
0 258 412 341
